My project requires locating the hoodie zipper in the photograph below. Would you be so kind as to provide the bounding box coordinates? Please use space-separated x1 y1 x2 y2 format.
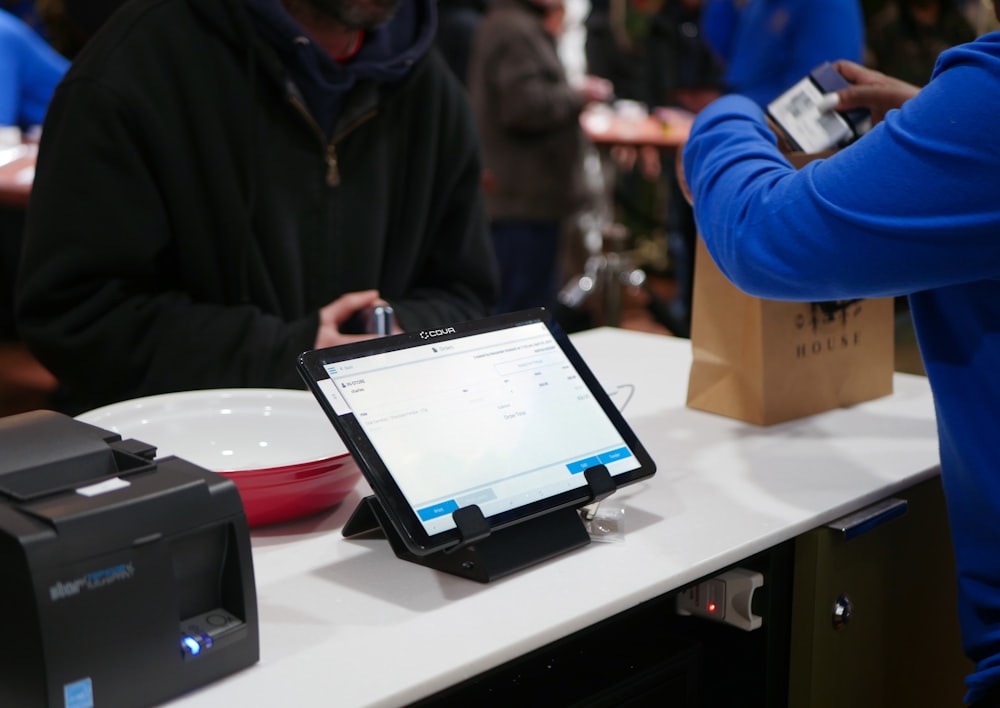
324 143 340 186
289 94 377 187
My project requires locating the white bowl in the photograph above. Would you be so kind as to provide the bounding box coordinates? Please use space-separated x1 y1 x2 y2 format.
76 388 348 471
76 389 360 526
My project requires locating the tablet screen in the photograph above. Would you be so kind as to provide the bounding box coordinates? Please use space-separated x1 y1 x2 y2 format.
298 309 655 554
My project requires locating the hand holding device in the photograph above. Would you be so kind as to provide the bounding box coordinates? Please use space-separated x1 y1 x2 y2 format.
831 60 921 126
767 62 873 154
314 289 383 349
359 303 395 336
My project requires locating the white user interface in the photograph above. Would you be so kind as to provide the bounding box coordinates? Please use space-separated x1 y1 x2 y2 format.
316 321 637 535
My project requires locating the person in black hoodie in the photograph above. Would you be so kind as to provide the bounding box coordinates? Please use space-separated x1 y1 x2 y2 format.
15 0 500 414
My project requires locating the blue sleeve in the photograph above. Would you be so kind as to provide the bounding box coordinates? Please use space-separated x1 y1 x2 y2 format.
0 11 69 128
682 41 1000 301
0 16 21 125
20 30 69 126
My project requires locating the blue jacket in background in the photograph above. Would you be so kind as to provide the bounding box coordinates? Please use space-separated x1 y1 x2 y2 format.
0 9 69 129
683 32 1000 703
701 0 864 106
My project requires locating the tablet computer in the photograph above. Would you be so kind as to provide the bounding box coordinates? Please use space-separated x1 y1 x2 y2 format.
297 308 655 556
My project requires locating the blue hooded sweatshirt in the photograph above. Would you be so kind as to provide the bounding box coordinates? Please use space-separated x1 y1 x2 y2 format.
683 32 1000 703
0 9 69 128
701 0 864 106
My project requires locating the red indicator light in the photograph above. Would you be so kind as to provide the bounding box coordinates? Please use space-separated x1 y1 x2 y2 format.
707 602 717 613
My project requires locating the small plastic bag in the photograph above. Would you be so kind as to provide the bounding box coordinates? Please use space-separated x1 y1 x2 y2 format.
580 502 626 543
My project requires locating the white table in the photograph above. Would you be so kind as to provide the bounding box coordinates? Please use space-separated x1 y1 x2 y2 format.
170 328 940 707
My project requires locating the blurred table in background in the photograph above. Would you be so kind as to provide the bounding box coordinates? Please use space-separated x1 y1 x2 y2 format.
0 142 36 209
0 142 49 415
581 104 693 151
565 105 694 331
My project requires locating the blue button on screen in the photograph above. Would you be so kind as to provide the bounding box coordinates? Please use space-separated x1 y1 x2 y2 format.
599 447 632 464
418 500 459 521
566 448 633 475
65 678 94 708
566 456 601 475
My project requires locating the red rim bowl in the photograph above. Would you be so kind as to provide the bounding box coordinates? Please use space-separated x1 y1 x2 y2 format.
219 453 361 527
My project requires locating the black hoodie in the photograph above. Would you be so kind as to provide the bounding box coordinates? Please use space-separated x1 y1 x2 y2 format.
16 0 498 414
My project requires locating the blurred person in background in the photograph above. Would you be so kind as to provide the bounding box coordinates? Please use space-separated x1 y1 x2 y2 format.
435 0 490 85
701 0 865 106
583 0 723 336
0 5 68 346
0 7 68 131
2 0 47 38
956 0 1000 33
682 0 1000 699
584 0 671 108
585 0 722 111
660 0 725 113
867 0 976 86
35 0 128 58
15 0 499 415
467 0 611 315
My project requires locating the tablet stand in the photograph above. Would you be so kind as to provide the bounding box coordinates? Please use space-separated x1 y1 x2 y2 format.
343 465 618 583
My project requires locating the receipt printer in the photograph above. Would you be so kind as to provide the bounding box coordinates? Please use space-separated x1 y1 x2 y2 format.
0 410 259 707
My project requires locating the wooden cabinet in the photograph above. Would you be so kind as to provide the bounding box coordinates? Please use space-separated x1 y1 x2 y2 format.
788 475 972 707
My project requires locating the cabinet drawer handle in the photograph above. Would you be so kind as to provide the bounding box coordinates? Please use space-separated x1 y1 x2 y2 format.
826 497 908 540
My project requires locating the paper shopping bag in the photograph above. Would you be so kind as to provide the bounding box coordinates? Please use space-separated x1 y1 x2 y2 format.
686 237 894 425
